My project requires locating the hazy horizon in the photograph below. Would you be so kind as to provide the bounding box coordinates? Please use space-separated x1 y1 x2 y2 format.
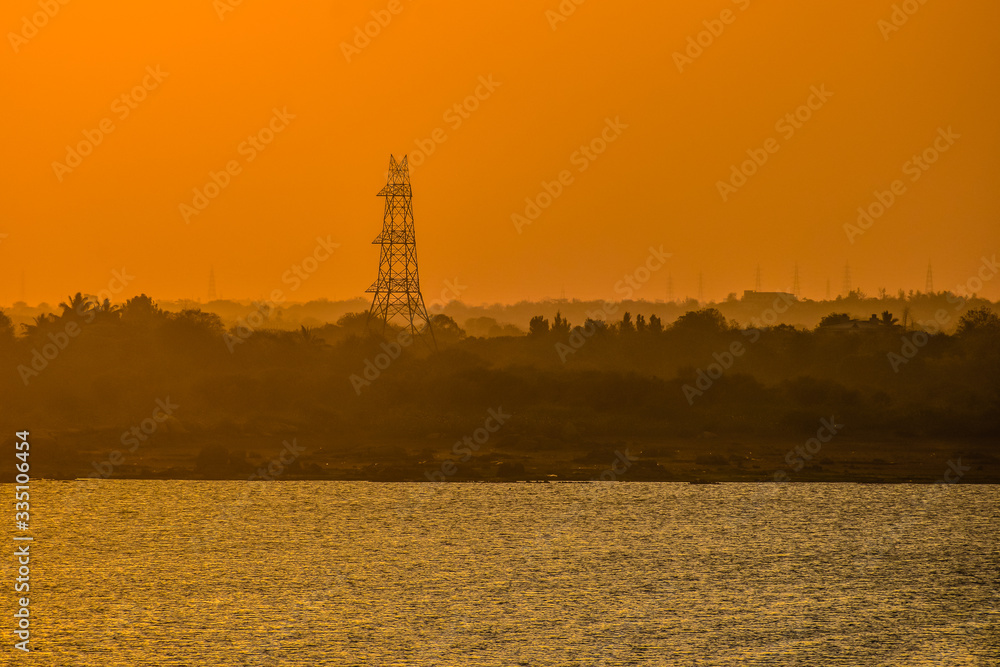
3 2 998 306
7 263 1000 308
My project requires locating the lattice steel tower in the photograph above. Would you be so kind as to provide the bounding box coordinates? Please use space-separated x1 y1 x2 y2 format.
366 155 435 346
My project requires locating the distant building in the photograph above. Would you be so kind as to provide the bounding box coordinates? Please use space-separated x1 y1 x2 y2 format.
818 319 883 333
818 314 895 333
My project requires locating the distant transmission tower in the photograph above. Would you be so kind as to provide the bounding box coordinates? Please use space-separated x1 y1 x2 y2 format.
754 264 762 292
826 278 831 300
925 261 934 294
667 273 673 302
208 267 217 300
366 155 435 346
792 263 801 298
698 272 704 303
843 262 852 296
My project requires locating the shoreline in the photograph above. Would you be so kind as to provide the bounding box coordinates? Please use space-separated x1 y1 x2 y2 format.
16 432 998 484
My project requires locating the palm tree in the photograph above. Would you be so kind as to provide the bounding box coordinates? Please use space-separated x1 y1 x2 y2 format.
93 298 121 322
0 309 16 345
20 313 57 338
59 292 92 320
880 310 899 327
300 326 329 349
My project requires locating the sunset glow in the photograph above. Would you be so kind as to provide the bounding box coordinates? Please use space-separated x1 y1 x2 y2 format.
3 1 998 305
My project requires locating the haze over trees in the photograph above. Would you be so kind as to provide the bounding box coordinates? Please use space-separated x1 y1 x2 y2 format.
1 291 997 482
4 288 997 336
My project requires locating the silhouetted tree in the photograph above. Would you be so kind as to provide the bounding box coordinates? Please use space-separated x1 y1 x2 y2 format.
430 314 466 345
464 316 502 338
956 307 1000 337
0 310 14 346
59 292 91 321
620 312 635 334
529 315 549 337
552 311 570 335
582 318 608 335
880 310 898 327
672 308 728 335
818 313 852 327
168 309 224 335
635 314 646 333
121 294 163 324
337 311 372 337
93 298 120 323
648 314 663 334
20 313 58 339
462 316 525 337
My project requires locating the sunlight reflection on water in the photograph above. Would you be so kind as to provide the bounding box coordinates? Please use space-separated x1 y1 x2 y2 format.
12 481 999 665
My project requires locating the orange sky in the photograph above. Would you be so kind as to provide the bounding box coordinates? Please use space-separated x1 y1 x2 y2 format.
2 0 998 307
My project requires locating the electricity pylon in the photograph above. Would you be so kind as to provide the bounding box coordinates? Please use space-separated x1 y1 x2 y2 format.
366 155 436 348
